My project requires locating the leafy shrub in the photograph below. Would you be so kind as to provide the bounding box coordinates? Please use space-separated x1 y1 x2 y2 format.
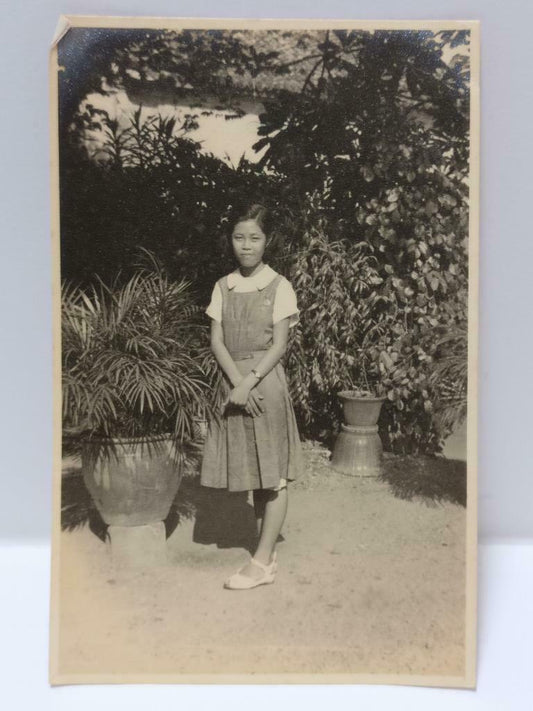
60 107 292 304
62 255 214 446
426 322 468 433
284 203 466 455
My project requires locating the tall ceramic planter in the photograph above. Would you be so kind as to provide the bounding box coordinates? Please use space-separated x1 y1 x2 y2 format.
331 391 386 477
81 435 183 566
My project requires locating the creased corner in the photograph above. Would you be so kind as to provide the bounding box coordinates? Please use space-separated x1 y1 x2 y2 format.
51 15 72 48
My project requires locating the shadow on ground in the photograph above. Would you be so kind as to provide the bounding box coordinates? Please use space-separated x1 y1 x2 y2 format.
167 476 259 553
61 469 259 553
61 443 465 553
61 471 109 542
379 455 466 507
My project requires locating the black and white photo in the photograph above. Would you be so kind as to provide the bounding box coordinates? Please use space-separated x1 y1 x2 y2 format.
49 16 479 687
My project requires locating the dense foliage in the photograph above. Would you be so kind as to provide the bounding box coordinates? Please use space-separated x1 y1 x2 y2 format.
259 30 470 453
59 28 470 454
284 204 464 454
62 114 259 299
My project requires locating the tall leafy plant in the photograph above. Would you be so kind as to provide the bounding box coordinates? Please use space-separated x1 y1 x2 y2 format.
62 257 214 447
285 210 459 455
287 219 401 436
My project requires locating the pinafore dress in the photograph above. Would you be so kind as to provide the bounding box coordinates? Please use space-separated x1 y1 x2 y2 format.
200 273 303 492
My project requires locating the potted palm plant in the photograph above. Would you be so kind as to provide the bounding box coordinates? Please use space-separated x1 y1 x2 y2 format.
62 256 213 563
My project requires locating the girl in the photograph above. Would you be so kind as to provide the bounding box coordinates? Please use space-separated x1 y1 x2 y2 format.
201 203 303 590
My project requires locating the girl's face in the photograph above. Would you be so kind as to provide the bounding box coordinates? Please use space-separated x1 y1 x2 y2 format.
231 219 267 269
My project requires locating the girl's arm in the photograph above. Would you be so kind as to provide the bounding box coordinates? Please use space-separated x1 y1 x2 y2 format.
250 317 291 384
210 316 291 410
210 320 264 415
225 317 291 408
210 319 245 388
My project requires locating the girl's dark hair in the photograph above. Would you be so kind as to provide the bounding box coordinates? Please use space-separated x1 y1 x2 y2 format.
221 201 283 261
232 203 275 236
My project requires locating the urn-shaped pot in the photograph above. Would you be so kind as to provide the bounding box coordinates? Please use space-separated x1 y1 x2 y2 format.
331 391 386 477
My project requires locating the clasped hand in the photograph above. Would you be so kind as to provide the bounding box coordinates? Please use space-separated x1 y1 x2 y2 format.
224 381 265 417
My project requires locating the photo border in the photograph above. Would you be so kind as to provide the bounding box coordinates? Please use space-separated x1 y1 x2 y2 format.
49 15 480 688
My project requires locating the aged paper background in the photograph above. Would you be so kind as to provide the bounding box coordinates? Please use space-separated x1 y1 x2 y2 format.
49 16 479 687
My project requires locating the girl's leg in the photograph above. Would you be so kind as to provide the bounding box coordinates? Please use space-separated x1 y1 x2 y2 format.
255 487 287 563
252 488 269 537
239 488 288 580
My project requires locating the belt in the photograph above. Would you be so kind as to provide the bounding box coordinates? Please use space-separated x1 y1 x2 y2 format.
229 349 268 361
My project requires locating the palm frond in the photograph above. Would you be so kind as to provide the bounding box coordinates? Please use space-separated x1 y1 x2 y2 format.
61 265 211 443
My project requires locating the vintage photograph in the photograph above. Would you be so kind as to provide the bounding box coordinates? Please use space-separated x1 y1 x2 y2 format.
49 16 479 686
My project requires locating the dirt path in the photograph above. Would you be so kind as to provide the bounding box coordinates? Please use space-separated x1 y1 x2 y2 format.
57 442 466 679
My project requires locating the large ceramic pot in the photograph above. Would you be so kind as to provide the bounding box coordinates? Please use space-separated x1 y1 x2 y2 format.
331 390 386 477
81 434 182 527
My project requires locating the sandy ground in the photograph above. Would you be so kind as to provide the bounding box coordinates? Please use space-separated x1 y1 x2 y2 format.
56 441 466 679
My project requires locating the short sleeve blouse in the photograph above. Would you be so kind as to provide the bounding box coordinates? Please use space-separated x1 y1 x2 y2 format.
206 271 299 329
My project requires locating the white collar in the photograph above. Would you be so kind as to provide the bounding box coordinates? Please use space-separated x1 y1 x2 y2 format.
227 264 277 291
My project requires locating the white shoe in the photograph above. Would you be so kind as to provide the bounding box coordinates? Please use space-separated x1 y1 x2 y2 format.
224 554 277 590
